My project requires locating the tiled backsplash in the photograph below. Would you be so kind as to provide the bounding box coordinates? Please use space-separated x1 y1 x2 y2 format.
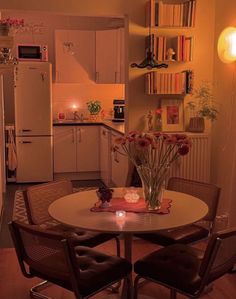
52 83 124 120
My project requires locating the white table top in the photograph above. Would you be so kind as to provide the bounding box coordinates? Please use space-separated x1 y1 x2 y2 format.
48 188 208 234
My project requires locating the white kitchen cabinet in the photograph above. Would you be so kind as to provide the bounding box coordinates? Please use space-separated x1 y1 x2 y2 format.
53 125 100 173
95 28 124 84
111 131 128 187
53 126 77 173
100 126 111 186
55 30 95 83
76 126 100 172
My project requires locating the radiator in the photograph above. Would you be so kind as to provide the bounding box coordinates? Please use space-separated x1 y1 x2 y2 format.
168 134 210 182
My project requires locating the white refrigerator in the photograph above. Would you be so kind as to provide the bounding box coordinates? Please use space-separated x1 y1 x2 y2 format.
14 62 53 182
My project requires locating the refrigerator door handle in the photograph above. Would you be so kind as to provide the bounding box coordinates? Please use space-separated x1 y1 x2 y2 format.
19 141 32 144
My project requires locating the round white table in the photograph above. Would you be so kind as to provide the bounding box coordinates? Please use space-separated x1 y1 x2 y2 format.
48 188 208 299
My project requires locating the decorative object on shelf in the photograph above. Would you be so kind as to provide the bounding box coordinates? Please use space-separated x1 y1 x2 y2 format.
146 110 153 131
0 17 24 36
187 82 218 132
166 48 175 61
114 131 191 210
161 99 184 132
87 100 101 120
96 187 114 208
218 27 236 63
155 108 162 131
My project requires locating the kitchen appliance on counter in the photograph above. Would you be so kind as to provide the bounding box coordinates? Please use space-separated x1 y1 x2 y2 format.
14 62 53 182
112 99 125 122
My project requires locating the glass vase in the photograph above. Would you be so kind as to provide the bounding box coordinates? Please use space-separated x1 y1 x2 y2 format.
136 165 166 211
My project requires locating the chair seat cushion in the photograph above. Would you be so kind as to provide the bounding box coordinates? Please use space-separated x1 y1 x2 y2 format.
136 224 209 246
40 223 119 247
134 244 202 295
31 246 132 297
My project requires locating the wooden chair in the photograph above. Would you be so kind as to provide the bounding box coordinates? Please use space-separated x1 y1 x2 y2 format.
9 220 132 299
136 177 221 246
133 227 236 299
23 179 120 253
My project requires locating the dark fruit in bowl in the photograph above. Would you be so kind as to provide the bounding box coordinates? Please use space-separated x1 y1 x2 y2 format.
96 187 113 202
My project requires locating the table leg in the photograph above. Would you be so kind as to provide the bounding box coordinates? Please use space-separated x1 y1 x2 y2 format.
121 233 133 299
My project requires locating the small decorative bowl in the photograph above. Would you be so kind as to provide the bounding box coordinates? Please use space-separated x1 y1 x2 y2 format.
124 188 140 203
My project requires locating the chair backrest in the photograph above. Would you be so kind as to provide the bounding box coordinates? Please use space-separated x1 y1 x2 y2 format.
8 220 81 297
23 179 73 225
199 227 236 291
167 177 221 222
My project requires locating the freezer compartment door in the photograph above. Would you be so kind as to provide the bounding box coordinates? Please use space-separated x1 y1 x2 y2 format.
16 136 53 183
14 62 52 136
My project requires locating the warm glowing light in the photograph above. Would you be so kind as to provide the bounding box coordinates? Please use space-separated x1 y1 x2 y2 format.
116 210 126 218
218 27 236 63
72 104 77 110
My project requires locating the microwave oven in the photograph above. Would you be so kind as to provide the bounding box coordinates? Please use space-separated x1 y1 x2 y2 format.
17 44 48 61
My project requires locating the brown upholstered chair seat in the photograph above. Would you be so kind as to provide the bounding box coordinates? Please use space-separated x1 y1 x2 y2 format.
30 246 131 298
134 244 202 295
40 222 119 248
134 228 236 299
137 224 209 247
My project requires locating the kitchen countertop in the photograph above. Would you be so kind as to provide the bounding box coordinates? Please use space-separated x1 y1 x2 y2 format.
53 119 125 135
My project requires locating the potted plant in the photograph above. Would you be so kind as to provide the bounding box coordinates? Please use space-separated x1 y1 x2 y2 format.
86 100 101 121
186 82 218 132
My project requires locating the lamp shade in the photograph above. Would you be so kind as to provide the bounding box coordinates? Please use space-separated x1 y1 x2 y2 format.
218 26 236 63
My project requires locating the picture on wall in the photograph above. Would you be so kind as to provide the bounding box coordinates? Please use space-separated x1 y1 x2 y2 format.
161 99 184 132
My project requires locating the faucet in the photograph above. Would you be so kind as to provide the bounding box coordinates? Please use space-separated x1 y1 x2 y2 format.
73 111 84 121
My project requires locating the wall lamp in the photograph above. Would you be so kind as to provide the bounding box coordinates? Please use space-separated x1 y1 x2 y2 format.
218 27 236 63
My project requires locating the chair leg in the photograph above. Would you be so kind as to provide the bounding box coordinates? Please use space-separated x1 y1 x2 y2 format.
115 236 121 257
133 275 142 299
30 280 52 299
170 288 177 299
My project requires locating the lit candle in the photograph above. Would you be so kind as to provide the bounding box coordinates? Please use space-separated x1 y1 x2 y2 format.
116 210 126 218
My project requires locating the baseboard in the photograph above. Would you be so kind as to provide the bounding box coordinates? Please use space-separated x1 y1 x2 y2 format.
53 171 101 181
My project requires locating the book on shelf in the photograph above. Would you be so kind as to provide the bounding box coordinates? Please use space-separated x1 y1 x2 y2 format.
146 0 196 28
145 70 193 95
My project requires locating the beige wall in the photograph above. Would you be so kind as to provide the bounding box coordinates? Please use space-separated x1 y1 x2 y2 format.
212 0 236 226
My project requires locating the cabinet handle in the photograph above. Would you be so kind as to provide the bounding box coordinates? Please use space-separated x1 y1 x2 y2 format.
21 129 32 132
102 130 106 136
78 128 82 143
95 71 99 83
72 128 75 143
19 141 32 144
114 151 119 163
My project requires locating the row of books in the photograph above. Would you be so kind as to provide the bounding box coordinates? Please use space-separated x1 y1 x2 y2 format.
145 71 193 95
146 34 193 62
146 0 196 27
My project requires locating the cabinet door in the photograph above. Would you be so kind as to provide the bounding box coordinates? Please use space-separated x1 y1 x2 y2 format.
55 30 95 83
100 127 111 186
95 29 124 84
76 126 100 172
111 132 128 187
53 126 76 173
